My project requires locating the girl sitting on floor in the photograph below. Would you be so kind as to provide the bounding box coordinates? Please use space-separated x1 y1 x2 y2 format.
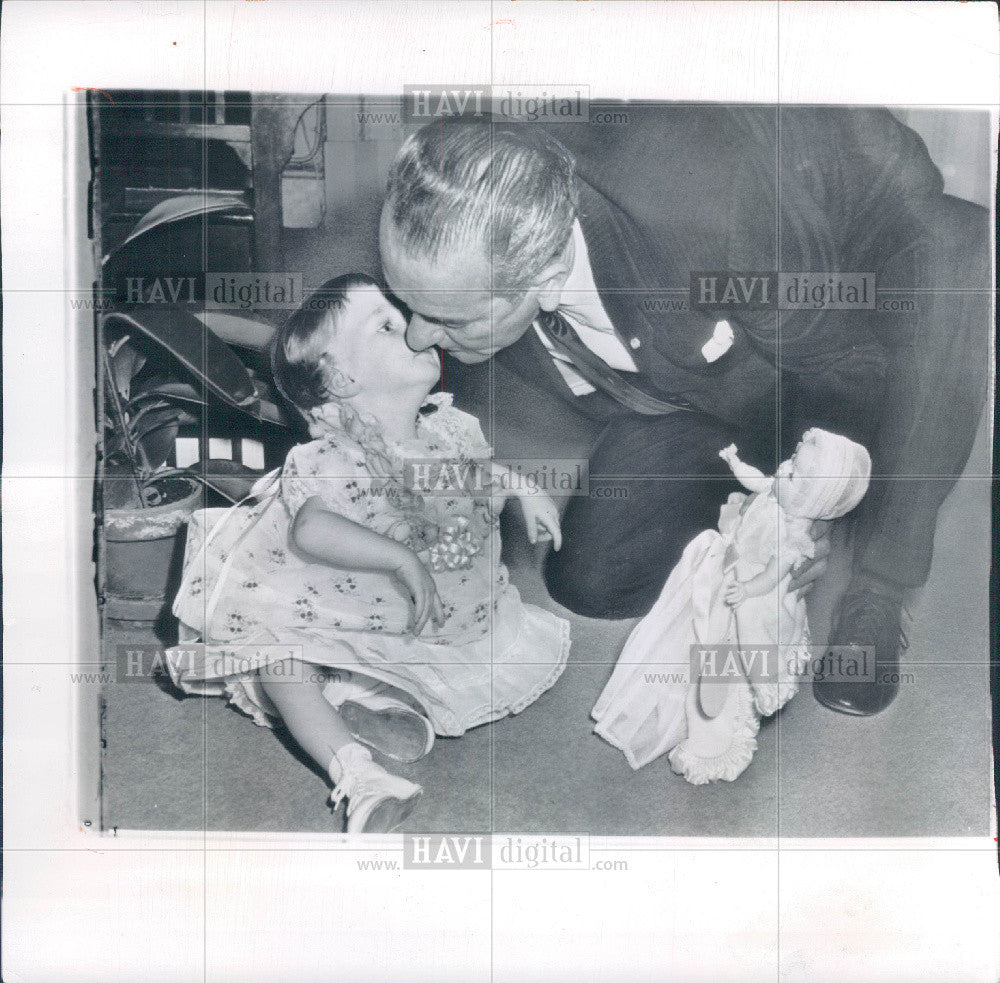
168 274 570 832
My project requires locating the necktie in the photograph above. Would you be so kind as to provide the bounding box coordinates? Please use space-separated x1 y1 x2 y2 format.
535 309 693 415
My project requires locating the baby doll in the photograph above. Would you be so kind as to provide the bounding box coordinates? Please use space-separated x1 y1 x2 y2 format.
591 428 871 784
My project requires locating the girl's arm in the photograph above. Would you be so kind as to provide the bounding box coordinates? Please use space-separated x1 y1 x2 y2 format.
292 496 443 633
724 553 798 605
488 461 515 506
489 462 562 550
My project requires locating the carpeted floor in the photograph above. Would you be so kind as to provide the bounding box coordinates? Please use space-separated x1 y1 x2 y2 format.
101 415 992 838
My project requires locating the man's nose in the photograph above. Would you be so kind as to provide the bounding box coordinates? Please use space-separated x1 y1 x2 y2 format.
406 317 445 351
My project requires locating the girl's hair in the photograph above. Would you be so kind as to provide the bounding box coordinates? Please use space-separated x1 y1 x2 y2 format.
271 272 379 411
270 273 440 548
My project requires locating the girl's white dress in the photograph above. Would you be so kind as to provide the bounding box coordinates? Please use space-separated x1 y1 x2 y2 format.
170 394 570 736
591 489 814 770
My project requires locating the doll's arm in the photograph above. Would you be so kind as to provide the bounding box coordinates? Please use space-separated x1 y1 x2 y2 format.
724 552 798 606
719 444 773 494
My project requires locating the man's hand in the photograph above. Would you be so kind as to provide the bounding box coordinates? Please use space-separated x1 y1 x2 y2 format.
788 519 832 595
392 550 445 635
517 492 562 551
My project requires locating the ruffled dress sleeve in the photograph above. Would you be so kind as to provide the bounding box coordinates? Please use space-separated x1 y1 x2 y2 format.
281 433 375 525
729 493 781 580
736 495 815 577
418 392 492 459
782 514 816 561
717 491 748 537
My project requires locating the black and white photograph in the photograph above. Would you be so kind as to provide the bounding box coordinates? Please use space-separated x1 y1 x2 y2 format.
91 91 994 839
2 2 998 981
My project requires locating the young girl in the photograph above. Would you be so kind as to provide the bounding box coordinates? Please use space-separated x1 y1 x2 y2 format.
591 428 871 784
167 274 570 832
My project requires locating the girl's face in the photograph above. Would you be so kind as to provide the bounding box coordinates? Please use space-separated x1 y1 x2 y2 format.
330 285 441 397
774 430 824 513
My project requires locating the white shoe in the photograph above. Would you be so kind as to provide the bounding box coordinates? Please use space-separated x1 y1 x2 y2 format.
338 695 435 763
321 671 435 763
330 744 422 834
668 673 761 785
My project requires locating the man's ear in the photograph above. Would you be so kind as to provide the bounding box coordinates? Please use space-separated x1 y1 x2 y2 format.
534 233 575 312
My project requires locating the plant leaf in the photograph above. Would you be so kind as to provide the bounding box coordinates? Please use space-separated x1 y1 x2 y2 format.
137 422 180 472
253 398 289 426
109 341 147 400
132 405 197 441
192 312 276 352
108 335 131 358
246 375 295 426
102 193 250 264
103 309 258 411
182 459 264 504
129 381 206 407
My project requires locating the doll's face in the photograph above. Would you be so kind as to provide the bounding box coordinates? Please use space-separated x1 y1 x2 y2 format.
774 431 825 514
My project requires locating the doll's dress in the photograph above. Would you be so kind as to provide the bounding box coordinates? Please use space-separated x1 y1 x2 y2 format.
169 394 570 737
591 489 814 773
722 490 815 715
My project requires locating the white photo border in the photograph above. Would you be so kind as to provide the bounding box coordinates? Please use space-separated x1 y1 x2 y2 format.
2 2 998 981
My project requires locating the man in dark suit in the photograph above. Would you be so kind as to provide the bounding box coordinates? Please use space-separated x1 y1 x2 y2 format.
379 106 989 716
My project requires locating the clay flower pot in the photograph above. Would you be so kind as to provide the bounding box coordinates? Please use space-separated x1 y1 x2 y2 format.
103 475 203 623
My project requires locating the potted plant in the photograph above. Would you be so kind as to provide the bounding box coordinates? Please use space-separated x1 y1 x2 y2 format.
99 196 297 622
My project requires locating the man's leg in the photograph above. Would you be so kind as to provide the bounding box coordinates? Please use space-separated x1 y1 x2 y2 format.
853 195 990 589
544 412 743 620
816 194 990 715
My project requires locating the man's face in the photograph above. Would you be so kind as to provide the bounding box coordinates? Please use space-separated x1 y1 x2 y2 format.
379 207 541 364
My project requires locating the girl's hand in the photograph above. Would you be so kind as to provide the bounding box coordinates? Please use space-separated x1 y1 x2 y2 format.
392 550 445 635
724 581 747 606
517 492 562 551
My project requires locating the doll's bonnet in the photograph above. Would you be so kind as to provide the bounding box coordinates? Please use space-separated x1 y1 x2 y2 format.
778 428 872 520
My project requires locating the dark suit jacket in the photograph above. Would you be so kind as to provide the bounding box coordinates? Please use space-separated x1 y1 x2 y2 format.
497 106 948 430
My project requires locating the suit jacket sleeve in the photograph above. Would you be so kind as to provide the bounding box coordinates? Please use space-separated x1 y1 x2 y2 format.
557 106 947 404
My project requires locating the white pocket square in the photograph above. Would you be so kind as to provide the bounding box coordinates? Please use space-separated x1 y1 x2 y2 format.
701 319 734 363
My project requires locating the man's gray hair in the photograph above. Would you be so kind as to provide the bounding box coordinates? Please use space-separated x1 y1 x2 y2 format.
384 123 579 290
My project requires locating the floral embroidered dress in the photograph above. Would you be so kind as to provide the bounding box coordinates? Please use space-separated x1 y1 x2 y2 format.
170 394 570 736
591 489 814 770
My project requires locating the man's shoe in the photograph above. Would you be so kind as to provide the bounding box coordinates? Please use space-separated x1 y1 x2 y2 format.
813 585 907 716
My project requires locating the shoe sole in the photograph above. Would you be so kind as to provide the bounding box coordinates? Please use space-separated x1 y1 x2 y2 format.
813 682 895 717
340 701 434 763
358 791 422 834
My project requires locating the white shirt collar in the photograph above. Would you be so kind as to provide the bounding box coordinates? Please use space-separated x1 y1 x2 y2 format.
556 219 618 336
